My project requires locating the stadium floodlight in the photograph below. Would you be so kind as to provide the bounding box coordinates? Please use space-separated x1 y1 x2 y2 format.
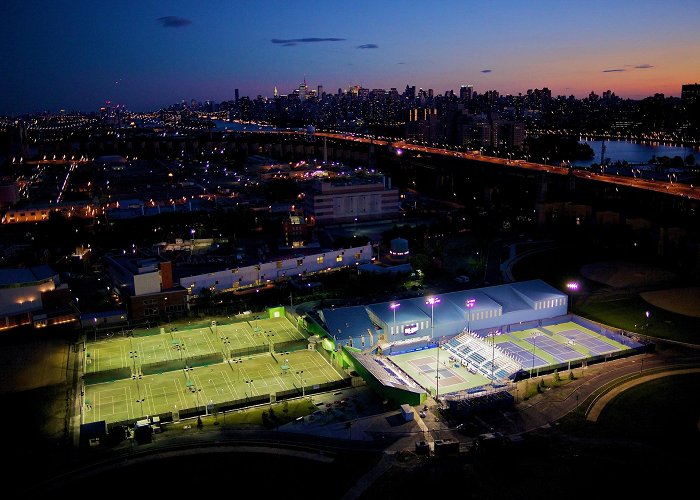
390 302 400 339
426 297 441 399
566 281 579 291
465 298 476 334
425 297 440 341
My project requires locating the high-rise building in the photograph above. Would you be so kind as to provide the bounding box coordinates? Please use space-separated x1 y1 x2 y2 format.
682 83 700 105
460 85 473 101
234 89 239 102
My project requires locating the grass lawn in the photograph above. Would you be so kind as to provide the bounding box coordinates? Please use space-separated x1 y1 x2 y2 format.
573 296 700 344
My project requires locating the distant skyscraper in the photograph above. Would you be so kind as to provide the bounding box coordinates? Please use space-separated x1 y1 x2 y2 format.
234 89 239 102
682 83 699 105
460 85 473 101
317 85 323 96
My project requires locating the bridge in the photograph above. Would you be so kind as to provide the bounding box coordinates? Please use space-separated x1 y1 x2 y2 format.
240 130 700 201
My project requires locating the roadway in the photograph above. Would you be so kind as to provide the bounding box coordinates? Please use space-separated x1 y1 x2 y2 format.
254 130 700 201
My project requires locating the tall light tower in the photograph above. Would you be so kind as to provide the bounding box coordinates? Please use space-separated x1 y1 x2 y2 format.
465 298 476 334
390 302 400 340
426 297 440 342
426 296 440 399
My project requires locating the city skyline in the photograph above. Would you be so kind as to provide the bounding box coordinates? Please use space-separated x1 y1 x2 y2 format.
2 0 699 115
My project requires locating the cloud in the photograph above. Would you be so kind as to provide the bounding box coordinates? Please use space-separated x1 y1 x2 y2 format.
634 64 654 69
357 44 378 49
481 69 492 73
603 69 625 72
157 16 192 28
271 37 346 45
397 62 406 65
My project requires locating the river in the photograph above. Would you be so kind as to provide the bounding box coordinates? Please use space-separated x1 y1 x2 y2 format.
572 139 699 167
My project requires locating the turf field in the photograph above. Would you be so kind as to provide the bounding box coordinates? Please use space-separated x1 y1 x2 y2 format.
84 315 304 376
83 349 343 425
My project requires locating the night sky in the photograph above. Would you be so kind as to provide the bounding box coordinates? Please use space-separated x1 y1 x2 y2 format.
2 0 699 115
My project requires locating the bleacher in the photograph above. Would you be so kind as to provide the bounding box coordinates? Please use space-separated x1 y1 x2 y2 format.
442 332 521 382
358 354 421 390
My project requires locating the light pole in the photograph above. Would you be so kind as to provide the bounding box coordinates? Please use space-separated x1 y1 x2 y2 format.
426 297 440 399
190 228 195 256
530 333 538 379
566 281 579 312
390 302 400 340
645 310 650 333
426 297 440 342
465 298 476 334
245 379 254 401
490 332 495 384
296 370 305 398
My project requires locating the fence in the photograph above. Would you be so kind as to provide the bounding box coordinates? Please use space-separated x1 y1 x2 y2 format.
104 378 353 433
273 339 308 353
83 367 132 385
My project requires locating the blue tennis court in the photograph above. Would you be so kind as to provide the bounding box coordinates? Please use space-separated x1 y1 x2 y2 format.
498 341 549 368
558 329 618 355
525 335 583 362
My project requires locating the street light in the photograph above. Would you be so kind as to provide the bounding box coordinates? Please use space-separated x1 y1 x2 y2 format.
426 296 440 399
390 302 400 339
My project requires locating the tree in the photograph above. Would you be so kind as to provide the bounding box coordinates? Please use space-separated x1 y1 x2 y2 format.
685 154 696 167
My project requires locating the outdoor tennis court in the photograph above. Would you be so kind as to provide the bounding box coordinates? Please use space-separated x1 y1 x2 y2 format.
543 321 625 355
497 341 550 368
523 335 585 362
556 329 620 355
389 348 490 395
83 349 343 425
85 315 304 376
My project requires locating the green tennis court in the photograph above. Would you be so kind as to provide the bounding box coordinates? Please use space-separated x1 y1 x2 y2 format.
83 349 343 425
85 315 304 376
389 348 490 395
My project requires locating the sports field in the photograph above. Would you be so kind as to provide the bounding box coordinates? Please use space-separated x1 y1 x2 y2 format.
386 319 634 395
389 348 491 395
83 349 343 425
85 315 304 376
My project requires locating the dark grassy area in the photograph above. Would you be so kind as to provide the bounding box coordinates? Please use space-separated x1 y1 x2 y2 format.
511 244 700 345
573 295 700 343
593 372 700 445
361 372 700 499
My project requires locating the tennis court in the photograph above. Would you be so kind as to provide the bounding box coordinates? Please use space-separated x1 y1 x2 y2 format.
556 329 620 355
389 348 490 395
523 335 585 362
497 341 550 368
85 315 304 376
543 321 625 355
83 349 343 425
